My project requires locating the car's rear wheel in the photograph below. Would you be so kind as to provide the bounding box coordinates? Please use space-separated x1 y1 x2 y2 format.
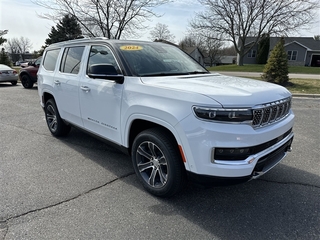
11 81 17 85
45 99 71 137
21 75 34 89
131 128 186 197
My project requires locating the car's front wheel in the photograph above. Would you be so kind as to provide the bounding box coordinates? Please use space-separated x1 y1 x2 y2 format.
21 75 33 89
45 99 71 137
131 128 186 197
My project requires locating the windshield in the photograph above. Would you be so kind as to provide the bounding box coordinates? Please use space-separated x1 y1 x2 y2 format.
116 42 208 77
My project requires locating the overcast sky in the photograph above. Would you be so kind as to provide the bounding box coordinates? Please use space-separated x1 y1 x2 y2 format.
1 0 319 52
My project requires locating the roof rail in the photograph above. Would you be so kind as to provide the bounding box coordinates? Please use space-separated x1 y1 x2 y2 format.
48 37 110 47
91 37 109 40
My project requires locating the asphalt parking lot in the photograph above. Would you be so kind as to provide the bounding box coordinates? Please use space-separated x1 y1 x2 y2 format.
0 83 319 240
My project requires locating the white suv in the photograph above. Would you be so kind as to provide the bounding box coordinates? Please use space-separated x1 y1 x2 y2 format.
37 38 294 197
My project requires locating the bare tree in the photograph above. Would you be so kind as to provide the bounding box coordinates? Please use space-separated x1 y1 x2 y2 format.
194 31 224 66
149 23 175 42
179 33 223 66
220 45 236 56
179 35 203 51
5 37 33 61
32 0 171 39
190 0 318 65
0 30 8 46
0 30 8 36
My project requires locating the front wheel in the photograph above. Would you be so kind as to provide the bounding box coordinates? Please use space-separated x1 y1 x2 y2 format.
45 99 71 137
131 128 186 197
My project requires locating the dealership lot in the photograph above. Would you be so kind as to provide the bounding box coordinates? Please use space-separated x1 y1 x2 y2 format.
0 83 319 239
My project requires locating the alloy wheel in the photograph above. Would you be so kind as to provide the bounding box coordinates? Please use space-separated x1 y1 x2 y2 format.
136 141 168 188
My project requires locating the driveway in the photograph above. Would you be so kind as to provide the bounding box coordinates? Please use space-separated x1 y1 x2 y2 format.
0 84 319 239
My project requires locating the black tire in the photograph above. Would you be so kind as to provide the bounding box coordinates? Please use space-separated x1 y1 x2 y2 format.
131 128 186 197
11 81 17 85
21 74 34 89
45 99 71 137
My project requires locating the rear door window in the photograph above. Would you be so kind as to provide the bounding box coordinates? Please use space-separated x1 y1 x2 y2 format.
43 49 60 71
60 46 85 74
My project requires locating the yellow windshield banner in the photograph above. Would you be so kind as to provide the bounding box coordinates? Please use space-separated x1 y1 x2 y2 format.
120 45 143 51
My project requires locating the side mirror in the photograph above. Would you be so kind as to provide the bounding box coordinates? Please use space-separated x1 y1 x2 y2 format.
88 64 124 84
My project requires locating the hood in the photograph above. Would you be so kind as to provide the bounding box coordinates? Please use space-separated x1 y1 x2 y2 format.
140 73 291 107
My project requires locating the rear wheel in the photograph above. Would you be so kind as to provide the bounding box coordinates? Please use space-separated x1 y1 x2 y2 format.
21 75 34 88
45 99 71 137
131 128 186 197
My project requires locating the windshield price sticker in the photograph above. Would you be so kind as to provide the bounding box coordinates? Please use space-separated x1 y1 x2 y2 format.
120 45 143 51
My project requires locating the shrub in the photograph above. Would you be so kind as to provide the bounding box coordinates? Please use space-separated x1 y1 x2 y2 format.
262 37 289 85
0 48 11 66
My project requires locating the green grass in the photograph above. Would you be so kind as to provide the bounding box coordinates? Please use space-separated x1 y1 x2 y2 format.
286 79 320 94
207 64 320 74
248 77 320 94
288 66 320 74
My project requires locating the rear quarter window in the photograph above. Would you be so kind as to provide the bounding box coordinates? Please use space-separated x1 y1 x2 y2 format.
43 49 60 71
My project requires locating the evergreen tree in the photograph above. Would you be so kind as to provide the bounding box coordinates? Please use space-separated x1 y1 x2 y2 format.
0 48 12 66
262 37 289 86
0 37 6 46
0 29 8 46
45 15 82 45
256 33 270 64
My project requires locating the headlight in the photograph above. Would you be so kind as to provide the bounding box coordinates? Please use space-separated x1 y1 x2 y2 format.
193 106 252 122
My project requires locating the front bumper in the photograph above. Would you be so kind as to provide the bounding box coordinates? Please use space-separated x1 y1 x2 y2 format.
186 133 293 185
251 134 293 179
177 110 295 179
213 131 294 177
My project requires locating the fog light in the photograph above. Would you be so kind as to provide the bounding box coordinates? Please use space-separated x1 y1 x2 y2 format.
214 147 251 161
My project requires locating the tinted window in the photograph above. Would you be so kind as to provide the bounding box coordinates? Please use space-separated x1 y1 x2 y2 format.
116 43 207 76
60 46 85 74
43 49 60 71
87 45 121 75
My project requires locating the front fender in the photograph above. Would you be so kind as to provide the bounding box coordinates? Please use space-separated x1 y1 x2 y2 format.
122 110 192 172
122 109 187 148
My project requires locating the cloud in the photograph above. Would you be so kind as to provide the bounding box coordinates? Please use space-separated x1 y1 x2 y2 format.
1 0 54 51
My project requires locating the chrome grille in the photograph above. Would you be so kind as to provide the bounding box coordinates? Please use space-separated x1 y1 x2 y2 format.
252 97 291 128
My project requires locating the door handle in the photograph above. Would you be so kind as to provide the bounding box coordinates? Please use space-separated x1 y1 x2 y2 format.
54 80 60 85
81 86 91 92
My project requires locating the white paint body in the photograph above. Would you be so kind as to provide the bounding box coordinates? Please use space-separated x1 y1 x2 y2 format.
38 39 294 180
